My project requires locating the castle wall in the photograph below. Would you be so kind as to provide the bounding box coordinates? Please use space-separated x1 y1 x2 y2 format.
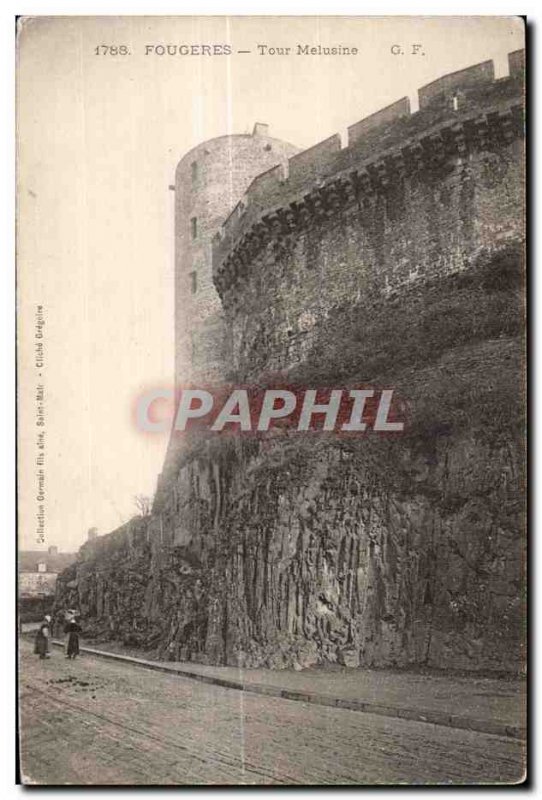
213 62 523 275
218 137 524 379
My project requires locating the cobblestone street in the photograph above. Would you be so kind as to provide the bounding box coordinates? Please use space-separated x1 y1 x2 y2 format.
19 639 525 786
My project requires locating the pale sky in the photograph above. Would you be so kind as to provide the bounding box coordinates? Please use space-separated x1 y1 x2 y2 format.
17 16 524 552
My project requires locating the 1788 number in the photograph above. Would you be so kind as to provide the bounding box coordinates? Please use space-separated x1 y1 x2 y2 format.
94 45 131 55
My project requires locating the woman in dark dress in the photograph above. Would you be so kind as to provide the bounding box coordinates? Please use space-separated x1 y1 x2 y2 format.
64 617 82 659
34 615 51 659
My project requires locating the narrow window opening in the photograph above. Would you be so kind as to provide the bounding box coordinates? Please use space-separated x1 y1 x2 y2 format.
191 161 198 182
189 271 198 294
191 217 197 239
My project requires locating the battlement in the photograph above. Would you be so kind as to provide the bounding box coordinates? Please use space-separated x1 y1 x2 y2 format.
288 134 342 181
212 50 524 283
348 97 411 145
508 48 525 78
417 59 494 109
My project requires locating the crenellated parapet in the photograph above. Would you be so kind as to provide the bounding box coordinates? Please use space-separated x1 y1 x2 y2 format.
213 51 525 300
418 59 495 110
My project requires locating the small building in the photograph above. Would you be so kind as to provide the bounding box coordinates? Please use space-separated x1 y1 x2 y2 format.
19 545 76 622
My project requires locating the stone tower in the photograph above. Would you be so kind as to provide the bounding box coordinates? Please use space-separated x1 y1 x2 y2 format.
154 125 300 500
174 124 299 387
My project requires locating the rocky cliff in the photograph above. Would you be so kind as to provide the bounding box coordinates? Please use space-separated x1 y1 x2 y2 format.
55 248 525 673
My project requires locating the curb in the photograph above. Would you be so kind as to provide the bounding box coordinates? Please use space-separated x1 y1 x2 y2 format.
50 640 525 741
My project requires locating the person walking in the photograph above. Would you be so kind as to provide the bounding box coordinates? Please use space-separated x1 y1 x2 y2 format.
33 615 52 659
64 615 82 659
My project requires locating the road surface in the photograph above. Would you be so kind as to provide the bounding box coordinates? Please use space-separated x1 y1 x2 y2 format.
19 639 525 786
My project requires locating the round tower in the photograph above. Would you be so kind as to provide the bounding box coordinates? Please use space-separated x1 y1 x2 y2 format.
174 124 299 387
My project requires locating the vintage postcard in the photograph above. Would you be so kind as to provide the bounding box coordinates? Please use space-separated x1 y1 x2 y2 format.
17 15 526 786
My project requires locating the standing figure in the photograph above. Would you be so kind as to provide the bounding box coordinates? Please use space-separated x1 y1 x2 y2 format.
64 615 82 659
33 615 51 659
63 609 76 656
